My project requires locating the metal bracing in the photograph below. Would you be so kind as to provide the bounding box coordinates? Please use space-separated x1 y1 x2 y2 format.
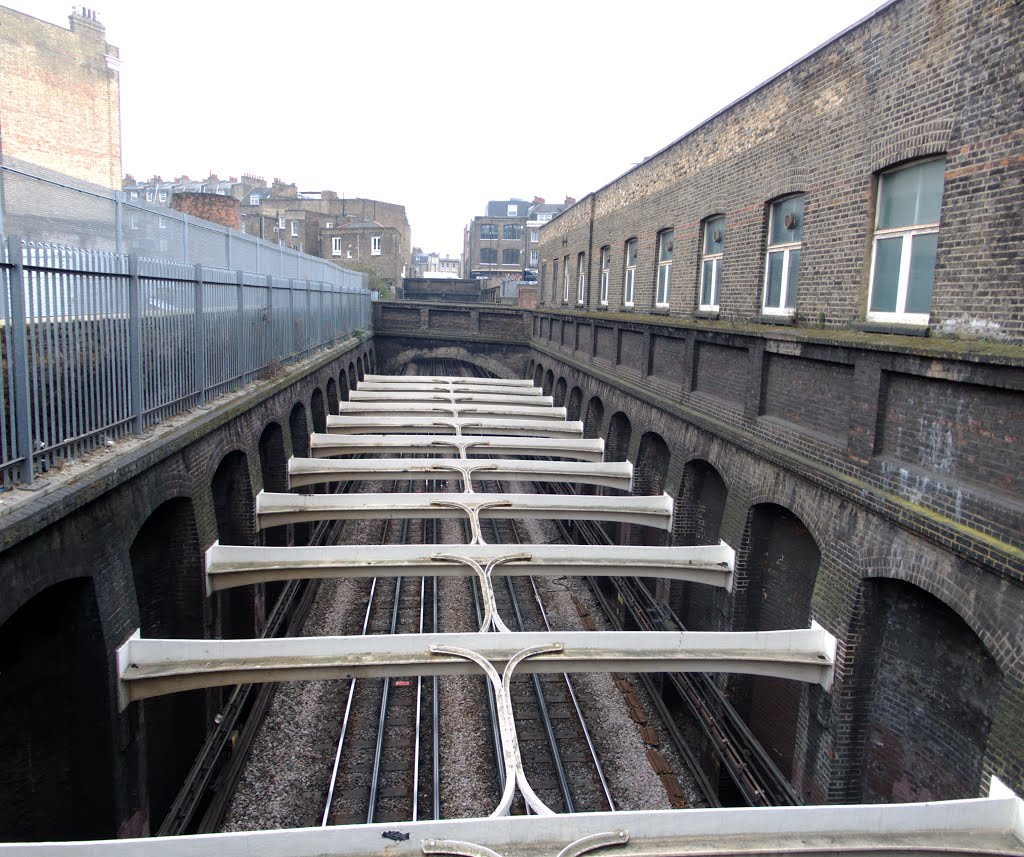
116 627 837 708
309 433 606 460
204 542 736 595
254 490 674 531
348 389 552 403
324 416 584 437
335 402 568 420
362 374 535 387
4 786 1023 855
287 457 634 491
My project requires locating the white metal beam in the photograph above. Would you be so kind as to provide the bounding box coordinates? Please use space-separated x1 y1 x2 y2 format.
204 542 735 595
350 390 552 404
363 374 535 387
325 416 584 437
3 787 1022 855
255 490 673 531
287 457 633 491
336 402 568 420
116 627 837 707
309 433 606 461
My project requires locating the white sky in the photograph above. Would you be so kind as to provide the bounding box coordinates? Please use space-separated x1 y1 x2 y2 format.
10 0 887 258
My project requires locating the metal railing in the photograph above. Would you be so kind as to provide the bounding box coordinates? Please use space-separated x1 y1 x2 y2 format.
0 155 358 285
1 235 371 489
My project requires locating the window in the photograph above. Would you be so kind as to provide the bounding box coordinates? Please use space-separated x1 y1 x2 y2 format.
249 193 260 205
563 255 570 302
346 247 353 259
128 213 138 230
576 252 586 305
599 246 610 305
325 222 333 228
700 216 725 310
503 248 521 265
552 259 559 298
868 158 944 323
480 247 497 264
656 229 673 306
507 204 517 217
129 191 138 200
146 191 153 203
332 236 343 256
158 216 167 230
278 216 286 229
158 191 168 203
371 235 382 255
290 221 299 237
541 262 547 300
529 250 539 267
480 223 498 240
624 239 637 307
503 224 522 240
763 196 804 314
530 229 539 243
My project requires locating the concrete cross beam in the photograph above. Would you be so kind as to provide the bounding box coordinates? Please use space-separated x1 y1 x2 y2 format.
309 433 606 460
324 416 584 437
287 457 634 491
363 374 535 387
203 541 736 594
4 787 1022 855
349 390 555 405
254 490 674 531
116 627 838 708
335 402 568 421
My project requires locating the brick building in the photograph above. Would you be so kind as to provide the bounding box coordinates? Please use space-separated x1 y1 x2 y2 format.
169 191 241 229
0 5 121 189
322 219 404 293
537 0 1022 343
465 197 569 284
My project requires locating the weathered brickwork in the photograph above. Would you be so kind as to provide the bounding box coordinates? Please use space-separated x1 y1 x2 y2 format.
537 0 1023 341
170 191 240 229
0 338 373 838
0 7 121 189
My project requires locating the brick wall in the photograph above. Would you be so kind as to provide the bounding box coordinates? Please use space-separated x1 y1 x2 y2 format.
170 191 241 229
536 0 1023 341
0 7 121 189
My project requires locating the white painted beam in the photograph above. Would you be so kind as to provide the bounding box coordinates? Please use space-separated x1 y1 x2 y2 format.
309 433 606 461
351 389 550 403
325 416 584 437
255 490 673 531
116 628 837 707
363 374 535 387
287 457 633 491
336 402 568 420
204 542 735 595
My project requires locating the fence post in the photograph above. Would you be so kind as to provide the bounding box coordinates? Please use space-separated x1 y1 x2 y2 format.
225 227 232 270
236 269 245 381
287 277 295 359
194 263 206 405
182 213 190 264
266 274 274 362
128 254 144 434
114 190 123 255
6 234 33 485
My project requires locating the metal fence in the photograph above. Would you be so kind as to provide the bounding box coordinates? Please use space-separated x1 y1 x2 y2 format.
1 234 371 489
0 155 360 285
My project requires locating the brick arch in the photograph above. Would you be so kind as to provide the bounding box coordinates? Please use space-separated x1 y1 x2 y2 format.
744 474 833 561
526 359 535 381
553 377 568 408
542 369 554 397
870 119 952 173
211 450 256 640
0 577 116 840
310 387 327 434
356 359 365 382
362 352 370 375
606 410 632 463
835 575 1002 804
326 378 339 415
631 431 672 557
566 386 583 422
582 395 604 440
532 362 544 388
129 496 205 831
380 346 517 380
339 369 350 401
347 362 357 390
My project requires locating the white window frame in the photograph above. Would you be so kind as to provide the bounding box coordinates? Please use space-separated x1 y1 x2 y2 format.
762 197 804 316
249 193 260 205
599 247 610 306
700 217 724 311
866 159 944 325
503 223 522 241
331 236 343 256
503 248 521 266
158 191 168 203
371 235 382 256
529 250 539 267
290 221 299 237
480 248 497 265
129 191 138 200
480 223 497 240
145 191 154 203
278 216 286 229
530 229 539 243
656 229 673 307
576 252 586 305
507 204 517 217
624 239 637 307
563 256 570 303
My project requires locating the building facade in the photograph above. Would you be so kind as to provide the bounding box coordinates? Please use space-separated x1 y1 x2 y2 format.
537 0 1022 343
465 197 569 284
0 6 121 189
